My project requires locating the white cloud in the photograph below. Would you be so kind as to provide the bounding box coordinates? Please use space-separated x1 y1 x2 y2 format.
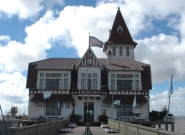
150 87 185 116
0 35 10 41
0 72 28 114
0 0 64 19
135 33 185 83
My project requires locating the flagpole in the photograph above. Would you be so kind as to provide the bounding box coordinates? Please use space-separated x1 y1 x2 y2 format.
0 105 8 134
166 74 173 131
89 32 90 48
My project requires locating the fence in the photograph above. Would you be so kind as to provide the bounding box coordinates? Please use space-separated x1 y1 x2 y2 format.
108 119 181 135
9 119 68 135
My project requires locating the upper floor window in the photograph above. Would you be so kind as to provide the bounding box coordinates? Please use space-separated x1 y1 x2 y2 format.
81 73 98 90
110 74 139 90
38 73 69 90
119 46 123 56
113 46 116 56
126 46 129 56
117 26 123 33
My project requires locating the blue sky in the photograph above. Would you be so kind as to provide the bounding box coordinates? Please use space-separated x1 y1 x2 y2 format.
0 0 185 116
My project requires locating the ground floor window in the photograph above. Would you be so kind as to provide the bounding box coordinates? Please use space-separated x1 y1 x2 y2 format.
46 102 61 116
117 103 132 116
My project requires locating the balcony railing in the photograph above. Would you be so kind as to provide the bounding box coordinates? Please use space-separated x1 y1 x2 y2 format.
29 89 148 96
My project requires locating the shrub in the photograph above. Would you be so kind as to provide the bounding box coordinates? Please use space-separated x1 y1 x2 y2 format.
69 113 82 123
98 115 109 123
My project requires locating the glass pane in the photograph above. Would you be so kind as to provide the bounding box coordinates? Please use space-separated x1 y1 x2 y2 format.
64 74 68 78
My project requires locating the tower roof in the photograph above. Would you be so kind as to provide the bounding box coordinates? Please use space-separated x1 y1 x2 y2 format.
103 8 137 52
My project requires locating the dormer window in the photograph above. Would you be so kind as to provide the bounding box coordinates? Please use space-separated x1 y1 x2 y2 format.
117 26 123 33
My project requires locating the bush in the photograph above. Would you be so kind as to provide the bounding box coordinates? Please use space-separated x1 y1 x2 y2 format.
69 113 82 123
98 115 109 123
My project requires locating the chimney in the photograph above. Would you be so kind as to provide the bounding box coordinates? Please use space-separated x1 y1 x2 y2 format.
107 50 112 64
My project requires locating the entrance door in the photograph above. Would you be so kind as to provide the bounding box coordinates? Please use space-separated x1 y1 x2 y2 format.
84 102 94 121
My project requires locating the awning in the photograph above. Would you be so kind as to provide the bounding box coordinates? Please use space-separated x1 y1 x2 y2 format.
103 95 148 103
30 94 75 102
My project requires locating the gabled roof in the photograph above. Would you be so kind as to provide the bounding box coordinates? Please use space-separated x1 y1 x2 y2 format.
33 58 80 70
26 58 151 90
103 8 137 52
75 47 103 70
98 58 148 71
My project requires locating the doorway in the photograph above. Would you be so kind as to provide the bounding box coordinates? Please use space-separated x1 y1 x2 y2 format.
84 102 94 121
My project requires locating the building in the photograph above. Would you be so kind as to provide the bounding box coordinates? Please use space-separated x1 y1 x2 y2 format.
26 7 152 122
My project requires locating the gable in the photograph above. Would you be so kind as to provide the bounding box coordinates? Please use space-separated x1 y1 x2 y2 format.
76 47 103 70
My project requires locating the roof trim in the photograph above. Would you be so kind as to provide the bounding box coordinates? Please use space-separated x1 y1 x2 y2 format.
75 47 103 70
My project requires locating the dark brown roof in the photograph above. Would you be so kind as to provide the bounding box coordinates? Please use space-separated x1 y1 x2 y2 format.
26 63 37 88
26 58 151 90
98 58 149 71
103 95 148 103
31 94 75 102
103 8 137 52
34 58 80 70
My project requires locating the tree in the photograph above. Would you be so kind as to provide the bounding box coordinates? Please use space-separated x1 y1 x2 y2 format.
10 106 18 116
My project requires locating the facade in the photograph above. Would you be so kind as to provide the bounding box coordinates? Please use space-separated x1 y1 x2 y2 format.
26 8 152 122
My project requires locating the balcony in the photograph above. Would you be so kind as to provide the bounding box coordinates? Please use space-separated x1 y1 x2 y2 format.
29 89 148 96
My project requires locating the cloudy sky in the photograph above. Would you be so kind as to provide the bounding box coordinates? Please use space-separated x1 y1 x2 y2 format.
0 0 185 116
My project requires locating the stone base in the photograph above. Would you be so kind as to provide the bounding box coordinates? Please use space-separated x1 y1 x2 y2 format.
105 128 118 133
68 123 76 128
59 128 72 132
101 124 109 128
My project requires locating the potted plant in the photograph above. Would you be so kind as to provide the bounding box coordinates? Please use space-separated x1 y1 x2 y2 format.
98 115 109 123
69 113 82 123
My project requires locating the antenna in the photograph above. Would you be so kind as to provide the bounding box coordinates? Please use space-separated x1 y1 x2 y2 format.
118 0 120 8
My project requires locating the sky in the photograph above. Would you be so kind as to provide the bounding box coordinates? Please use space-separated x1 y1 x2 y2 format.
0 0 185 116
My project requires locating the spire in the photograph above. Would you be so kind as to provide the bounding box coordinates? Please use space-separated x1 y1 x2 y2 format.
103 8 137 52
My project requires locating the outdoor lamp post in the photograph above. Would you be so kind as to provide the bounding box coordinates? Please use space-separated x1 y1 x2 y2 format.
112 87 114 119
101 109 107 115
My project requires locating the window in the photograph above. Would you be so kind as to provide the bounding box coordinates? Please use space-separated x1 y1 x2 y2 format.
111 74 115 78
92 79 97 89
81 79 86 89
87 59 92 64
39 78 44 89
81 73 98 90
82 73 86 78
113 46 116 56
64 74 68 78
45 79 59 89
92 73 97 90
46 102 61 116
64 79 68 89
135 80 139 90
126 46 129 56
117 104 132 116
117 80 133 90
38 73 69 90
59 79 62 89
40 73 44 77
119 46 123 56
117 74 133 78
88 74 91 90
117 26 123 33
111 79 115 90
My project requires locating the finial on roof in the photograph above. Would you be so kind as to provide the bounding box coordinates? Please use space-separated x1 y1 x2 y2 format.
118 7 120 10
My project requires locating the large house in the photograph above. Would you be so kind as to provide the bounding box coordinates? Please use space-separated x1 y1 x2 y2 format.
26 7 152 122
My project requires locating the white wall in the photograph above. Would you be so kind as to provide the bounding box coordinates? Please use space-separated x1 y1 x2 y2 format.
77 67 101 90
28 96 45 118
105 44 135 60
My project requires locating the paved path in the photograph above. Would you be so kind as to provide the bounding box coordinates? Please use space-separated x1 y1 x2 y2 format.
54 126 120 135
